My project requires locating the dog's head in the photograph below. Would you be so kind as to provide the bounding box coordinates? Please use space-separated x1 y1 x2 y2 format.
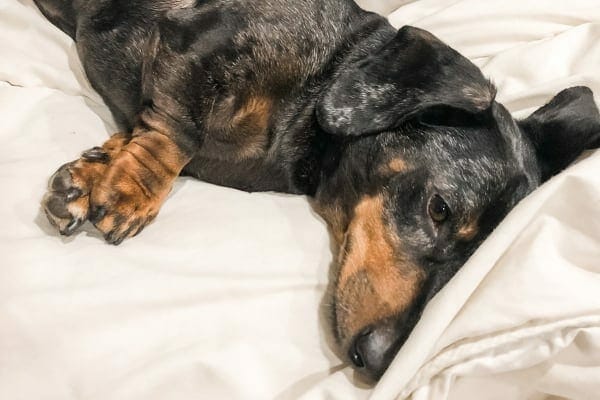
314 26 600 380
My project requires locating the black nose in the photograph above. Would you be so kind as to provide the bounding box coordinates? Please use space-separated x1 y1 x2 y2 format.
348 325 398 379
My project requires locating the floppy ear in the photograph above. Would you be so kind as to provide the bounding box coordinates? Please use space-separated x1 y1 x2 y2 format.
316 26 496 136
518 86 600 181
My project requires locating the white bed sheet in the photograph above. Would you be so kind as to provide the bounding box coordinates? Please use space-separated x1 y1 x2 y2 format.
1 1 599 399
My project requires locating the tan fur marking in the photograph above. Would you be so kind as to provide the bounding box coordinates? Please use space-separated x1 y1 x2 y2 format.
231 95 273 159
69 133 131 191
335 195 425 340
204 95 273 160
69 162 105 191
95 128 185 205
101 133 130 155
43 133 131 234
378 157 409 176
65 195 89 220
312 200 347 246
457 219 479 240
233 96 272 130
90 125 191 240
387 158 407 173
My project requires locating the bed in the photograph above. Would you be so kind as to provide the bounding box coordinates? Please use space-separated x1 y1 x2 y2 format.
1 1 599 399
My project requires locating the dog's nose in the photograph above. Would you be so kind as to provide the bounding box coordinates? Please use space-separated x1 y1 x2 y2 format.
348 325 398 379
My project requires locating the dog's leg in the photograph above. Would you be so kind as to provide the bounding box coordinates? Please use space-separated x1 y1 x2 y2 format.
87 123 193 245
43 132 130 236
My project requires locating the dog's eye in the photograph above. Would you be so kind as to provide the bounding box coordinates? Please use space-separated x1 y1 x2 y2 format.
428 195 450 223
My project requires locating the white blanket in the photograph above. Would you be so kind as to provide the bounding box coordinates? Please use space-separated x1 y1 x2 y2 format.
1 1 599 399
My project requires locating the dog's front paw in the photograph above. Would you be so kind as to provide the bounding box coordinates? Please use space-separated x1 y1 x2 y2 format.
89 179 161 245
88 135 180 245
42 148 109 236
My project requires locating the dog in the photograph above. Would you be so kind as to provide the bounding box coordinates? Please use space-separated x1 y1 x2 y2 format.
35 0 600 380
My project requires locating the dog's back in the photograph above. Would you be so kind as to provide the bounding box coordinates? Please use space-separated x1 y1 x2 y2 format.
35 0 392 193
34 0 380 127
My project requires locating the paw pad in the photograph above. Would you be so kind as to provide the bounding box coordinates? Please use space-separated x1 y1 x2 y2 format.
42 162 90 236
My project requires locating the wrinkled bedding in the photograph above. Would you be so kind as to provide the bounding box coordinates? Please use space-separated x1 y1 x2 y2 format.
1 1 599 399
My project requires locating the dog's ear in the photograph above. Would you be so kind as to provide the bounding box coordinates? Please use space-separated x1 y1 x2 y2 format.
518 87 600 181
316 26 496 136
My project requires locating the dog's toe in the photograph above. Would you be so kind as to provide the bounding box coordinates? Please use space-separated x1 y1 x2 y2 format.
42 190 88 236
42 162 90 236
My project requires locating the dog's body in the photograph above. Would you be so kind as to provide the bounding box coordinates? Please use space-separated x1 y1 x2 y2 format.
41 0 391 195
36 0 600 380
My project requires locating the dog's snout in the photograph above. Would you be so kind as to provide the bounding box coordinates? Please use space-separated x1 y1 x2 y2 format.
349 324 398 379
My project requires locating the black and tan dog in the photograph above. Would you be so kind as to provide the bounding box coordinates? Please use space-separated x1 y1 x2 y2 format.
36 0 600 380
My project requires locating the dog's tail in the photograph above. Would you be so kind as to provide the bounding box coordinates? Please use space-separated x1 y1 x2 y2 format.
33 0 77 39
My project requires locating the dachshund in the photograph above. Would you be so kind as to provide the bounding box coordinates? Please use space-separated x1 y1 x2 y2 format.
35 0 600 380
